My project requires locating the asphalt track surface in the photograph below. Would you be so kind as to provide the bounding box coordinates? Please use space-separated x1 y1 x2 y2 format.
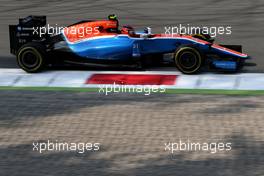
0 91 264 176
0 0 264 72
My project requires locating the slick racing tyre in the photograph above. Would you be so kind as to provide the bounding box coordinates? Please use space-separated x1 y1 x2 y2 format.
17 42 46 73
174 45 204 74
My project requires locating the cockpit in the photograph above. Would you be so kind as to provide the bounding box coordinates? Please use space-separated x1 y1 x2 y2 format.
63 14 155 43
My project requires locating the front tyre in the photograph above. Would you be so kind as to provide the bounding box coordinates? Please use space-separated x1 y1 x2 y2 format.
17 42 46 73
174 46 204 74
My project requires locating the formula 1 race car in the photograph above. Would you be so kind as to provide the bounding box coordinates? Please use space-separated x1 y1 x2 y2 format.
9 15 249 74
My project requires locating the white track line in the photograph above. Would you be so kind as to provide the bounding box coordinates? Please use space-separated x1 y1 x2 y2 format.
0 69 264 90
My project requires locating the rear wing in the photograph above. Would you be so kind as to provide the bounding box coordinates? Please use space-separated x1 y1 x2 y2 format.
9 16 46 55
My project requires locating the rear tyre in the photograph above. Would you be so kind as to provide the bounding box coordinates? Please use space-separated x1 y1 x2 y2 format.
17 42 46 73
174 46 204 74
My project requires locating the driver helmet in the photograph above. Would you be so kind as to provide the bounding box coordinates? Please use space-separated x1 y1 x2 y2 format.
108 14 117 21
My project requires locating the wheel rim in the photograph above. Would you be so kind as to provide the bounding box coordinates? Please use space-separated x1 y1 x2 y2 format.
18 47 42 72
21 51 39 68
178 51 197 69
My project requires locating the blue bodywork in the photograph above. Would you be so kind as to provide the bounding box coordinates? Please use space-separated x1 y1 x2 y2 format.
212 61 237 70
63 34 249 71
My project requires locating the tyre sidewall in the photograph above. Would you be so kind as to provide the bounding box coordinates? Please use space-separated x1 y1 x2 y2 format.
175 46 203 74
17 43 46 73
